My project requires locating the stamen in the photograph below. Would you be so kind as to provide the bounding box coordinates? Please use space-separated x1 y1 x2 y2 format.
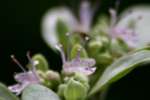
26 52 35 66
109 0 122 28
55 43 66 64
11 55 26 72
66 32 72 60
26 52 39 81
76 47 82 61
109 8 117 28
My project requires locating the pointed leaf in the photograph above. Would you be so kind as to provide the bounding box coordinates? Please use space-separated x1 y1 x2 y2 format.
22 84 60 100
0 83 19 100
90 50 150 95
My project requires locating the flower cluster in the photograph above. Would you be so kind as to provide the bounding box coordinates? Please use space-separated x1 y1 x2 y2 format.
0 0 149 100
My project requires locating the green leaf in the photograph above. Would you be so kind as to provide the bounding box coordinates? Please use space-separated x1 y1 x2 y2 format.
117 5 150 48
0 83 19 100
32 54 49 72
89 50 150 95
22 84 60 100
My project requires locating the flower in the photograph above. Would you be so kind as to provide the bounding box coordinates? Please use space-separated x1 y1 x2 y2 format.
8 53 40 95
56 44 96 76
108 8 138 48
63 57 96 76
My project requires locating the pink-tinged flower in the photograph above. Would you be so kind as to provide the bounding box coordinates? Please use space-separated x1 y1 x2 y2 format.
56 44 96 76
108 8 138 48
111 26 138 47
8 53 40 95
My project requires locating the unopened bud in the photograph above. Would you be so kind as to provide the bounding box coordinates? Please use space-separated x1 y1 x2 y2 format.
46 70 60 81
64 79 87 100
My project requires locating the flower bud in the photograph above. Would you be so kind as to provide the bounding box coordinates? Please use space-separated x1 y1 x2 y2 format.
45 70 60 88
88 40 103 56
73 73 88 83
46 70 60 81
101 36 110 46
37 70 47 79
64 79 88 100
57 84 67 98
97 51 113 65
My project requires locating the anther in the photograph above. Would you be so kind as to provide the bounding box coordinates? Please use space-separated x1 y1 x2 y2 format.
85 36 90 41
66 32 71 36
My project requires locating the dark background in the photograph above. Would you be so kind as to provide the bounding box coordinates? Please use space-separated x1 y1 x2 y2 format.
0 0 150 100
